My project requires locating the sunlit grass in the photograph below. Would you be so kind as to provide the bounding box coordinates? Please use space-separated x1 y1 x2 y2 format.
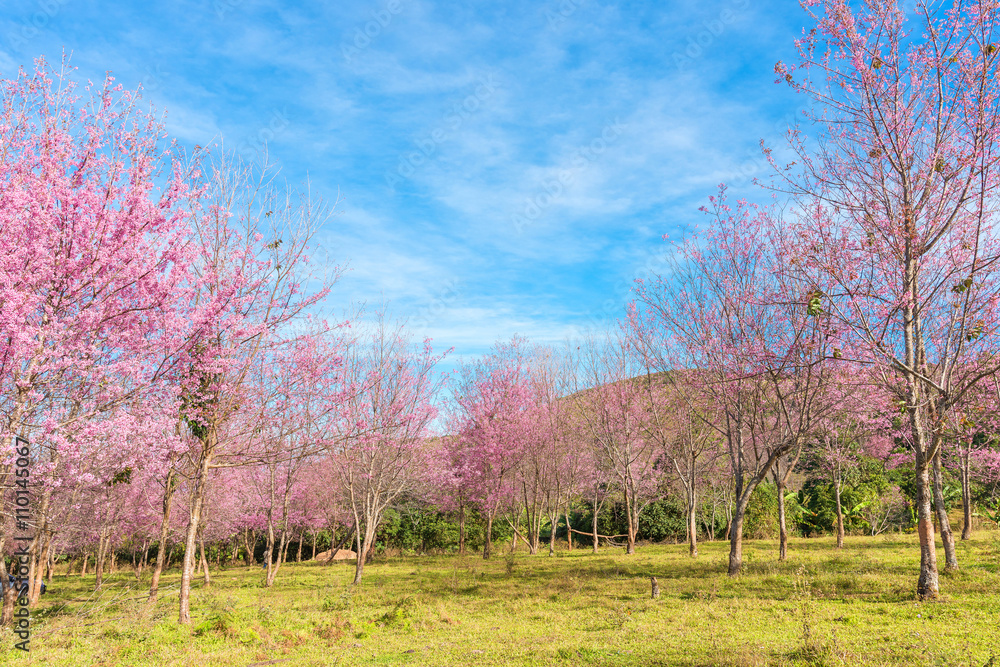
3 529 999 666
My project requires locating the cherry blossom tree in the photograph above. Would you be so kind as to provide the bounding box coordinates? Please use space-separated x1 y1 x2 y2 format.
773 0 1000 598
330 314 445 583
572 332 661 555
451 337 536 559
630 193 835 574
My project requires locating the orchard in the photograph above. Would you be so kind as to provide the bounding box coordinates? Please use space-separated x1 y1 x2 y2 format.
2 1 1000 665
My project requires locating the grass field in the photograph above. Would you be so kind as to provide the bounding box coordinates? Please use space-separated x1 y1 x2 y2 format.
2 531 999 666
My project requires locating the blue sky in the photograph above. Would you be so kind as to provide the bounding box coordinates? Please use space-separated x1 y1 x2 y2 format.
1 0 809 371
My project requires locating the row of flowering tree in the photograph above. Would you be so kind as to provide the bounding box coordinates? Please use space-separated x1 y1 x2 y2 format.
0 59 453 625
625 0 1000 600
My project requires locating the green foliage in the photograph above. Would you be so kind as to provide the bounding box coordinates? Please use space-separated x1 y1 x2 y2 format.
744 483 779 539
583 497 687 543
798 456 913 537
638 498 687 542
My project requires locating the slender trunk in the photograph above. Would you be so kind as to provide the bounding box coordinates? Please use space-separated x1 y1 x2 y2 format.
82 553 89 576
179 434 214 625
625 494 637 555
776 478 788 561
932 448 958 570
0 538 15 627
148 467 176 603
728 510 745 576
458 503 466 556
199 530 211 587
94 532 107 591
483 512 494 560
311 530 317 560
353 514 377 584
296 530 303 563
591 499 599 553
915 458 940 599
29 531 51 604
243 528 254 566
565 507 573 550
834 470 845 549
728 479 753 576
547 512 557 557
961 450 973 540
687 488 698 558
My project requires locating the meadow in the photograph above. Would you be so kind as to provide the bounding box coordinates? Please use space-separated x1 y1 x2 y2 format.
2 531 999 667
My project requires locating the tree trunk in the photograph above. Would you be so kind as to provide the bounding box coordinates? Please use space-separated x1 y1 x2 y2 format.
834 470 845 549
914 460 940 599
296 530 303 562
458 504 466 556
179 436 214 625
728 510 745 576
148 467 176 603
199 530 211 587
591 500 599 553
960 450 973 540
932 449 958 570
0 541 16 627
94 532 107 591
243 528 254 566
565 507 573 550
547 512 557 556
625 499 637 555
483 512 494 560
687 488 698 558
776 479 788 561
29 531 51 605
353 517 375 584
311 530 318 560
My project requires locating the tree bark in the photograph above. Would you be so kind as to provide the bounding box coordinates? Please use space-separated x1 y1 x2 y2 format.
458 503 466 556
483 512 494 560
199 528 211 587
94 531 107 591
960 449 973 540
687 488 698 558
728 511 745 576
243 528 255 566
932 448 958 570
179 432 214 625
834 470 845 549
0 540 16 627
591 500 599 553
914 459 940 599
547 511 558 556
776 482 788 561
565 507 573 550
148 466 176 602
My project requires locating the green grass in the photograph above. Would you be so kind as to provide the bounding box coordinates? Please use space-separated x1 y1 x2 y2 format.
3 531 999 666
